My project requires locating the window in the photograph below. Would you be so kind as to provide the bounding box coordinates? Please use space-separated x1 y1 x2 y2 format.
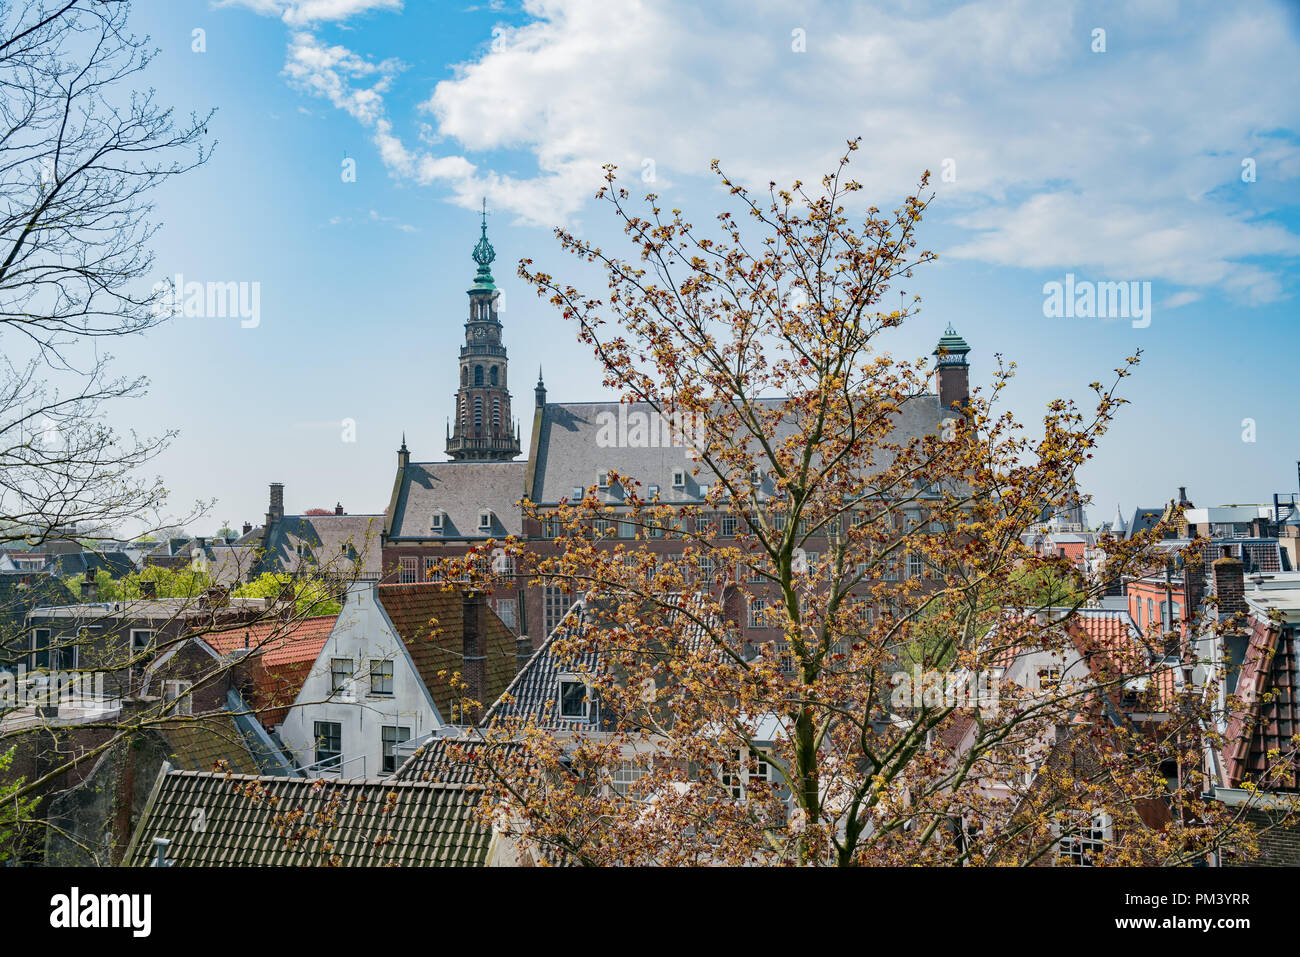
1038 667 1061 692
558 678 588 720
1146 599 1154 631
478 510 493 531
610 759 647 797
907 552 924 579
597 471 610 490
424 556 442 583
400 556 417 583
723 748 772 799
381 725 411 774
647 484 660 498
495 598 518 630
617 519 637 539
592 516 613 537
370 659 393 696
719 513 739 538
474 365 484 386
430 512 444 532
29 628 51 670
544 586 570 634
163 680 193 716
572 486 584 501
672 469 686 489
474 397 483 434
697 553 715 582
330 658 352 693
314 721 342 771
1056 811 1109 866
490 366 499 386
748 596 771 629
543 514 562 538
131 629 155 653
772 512 788 532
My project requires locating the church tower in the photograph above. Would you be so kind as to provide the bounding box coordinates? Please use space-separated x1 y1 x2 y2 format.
446 202 521 462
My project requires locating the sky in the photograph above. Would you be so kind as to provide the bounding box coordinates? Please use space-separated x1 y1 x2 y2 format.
99 0 1300 535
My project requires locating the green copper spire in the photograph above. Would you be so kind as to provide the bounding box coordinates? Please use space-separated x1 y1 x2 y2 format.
470 197 496 292
933 323 970 366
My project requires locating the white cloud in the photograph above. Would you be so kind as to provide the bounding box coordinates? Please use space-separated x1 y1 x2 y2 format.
218 0 402 27
239 0 1300 302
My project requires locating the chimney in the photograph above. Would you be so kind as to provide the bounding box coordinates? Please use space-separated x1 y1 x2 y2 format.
242 522 252 536
461 592 488 724
141 580 157 599
1212 545 1245 619
1177 486 1192 508
80 578 97 601
932 325 971 412
515 635 533 673
267 482 285 526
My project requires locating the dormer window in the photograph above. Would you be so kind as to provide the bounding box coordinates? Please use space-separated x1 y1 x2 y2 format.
672 469 686 489
750 468 764 485
572 486 583 500
597 471 611 491
431 511 444 532
558 677 589 720
647 484 660 498
478 510 493 531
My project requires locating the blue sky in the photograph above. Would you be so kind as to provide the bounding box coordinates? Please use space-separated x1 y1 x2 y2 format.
110 0 1299 534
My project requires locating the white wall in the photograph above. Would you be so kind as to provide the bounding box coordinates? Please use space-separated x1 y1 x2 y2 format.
280 583 443 778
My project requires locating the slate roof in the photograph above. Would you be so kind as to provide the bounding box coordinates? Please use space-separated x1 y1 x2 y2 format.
124 768 493 866
206 616 338 727
1127 506 1165 539
388 461 525 540
49 551 136 579
527 397 945 505
376 584 519 720
481 594 713 733
258 514 385 581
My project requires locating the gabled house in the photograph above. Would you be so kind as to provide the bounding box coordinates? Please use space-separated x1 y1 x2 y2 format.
277 583 522 778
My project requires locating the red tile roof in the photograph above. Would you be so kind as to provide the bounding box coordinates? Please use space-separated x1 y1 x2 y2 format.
1224 616 1300 791
207 615 337 728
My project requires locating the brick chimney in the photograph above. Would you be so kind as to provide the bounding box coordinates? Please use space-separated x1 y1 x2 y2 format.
80 578 97 601
1212 545 1245 619
141 580 157 599
334 502 344 516
932 325 971 412
242 522 252 536
267 482 285 526
515 635 533 673
461 592 488 724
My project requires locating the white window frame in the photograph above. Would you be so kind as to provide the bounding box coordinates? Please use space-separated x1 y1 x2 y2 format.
430 511 444 532
163 679 193 716
380 725 411 774
672 469 686 489
330 657 352 694
478 510 493 531
557 676 589 721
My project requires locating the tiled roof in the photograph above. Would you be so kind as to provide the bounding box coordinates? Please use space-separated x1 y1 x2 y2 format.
388 461 525 540
376 584 519 720
155 714 261 776
1224 615 1300 791
207 616 337 727
124 768 493 866
391 736 524 784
